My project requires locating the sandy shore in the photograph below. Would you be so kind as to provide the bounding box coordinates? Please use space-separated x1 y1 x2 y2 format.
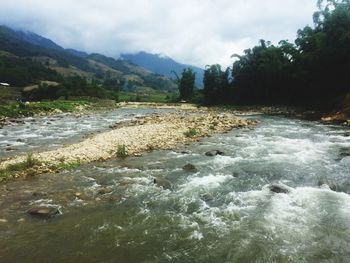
0 108 256 175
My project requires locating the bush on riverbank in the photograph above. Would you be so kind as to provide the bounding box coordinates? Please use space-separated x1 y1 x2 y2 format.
0 100 90 118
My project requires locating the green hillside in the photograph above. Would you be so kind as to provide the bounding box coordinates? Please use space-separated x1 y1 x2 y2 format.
0 26 177 102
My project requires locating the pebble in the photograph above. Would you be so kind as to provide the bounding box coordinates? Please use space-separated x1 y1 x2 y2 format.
0 110 256 174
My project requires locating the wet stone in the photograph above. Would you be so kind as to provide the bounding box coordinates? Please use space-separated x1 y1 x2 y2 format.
318 179 337 191
109 194 122 202
205 150 225 157
5 147 15 152
201 193 214 202
338 147 350 160
32 191 48 197
27 206 61 219
182 163 198 173
153 178 172 190
98 187 112 195
269 184 290 194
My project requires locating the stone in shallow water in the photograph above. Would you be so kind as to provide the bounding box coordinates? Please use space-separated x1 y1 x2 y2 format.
98 187 112 195
205 150 225 157
153 178 172 190
182 163 198 173
109 194 122 202
318 179 337 191
268 184 290 194
27 206 61 219
200 193 214 202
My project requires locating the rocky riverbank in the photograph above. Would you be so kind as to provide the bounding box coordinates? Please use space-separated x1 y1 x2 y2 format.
0 109 256 180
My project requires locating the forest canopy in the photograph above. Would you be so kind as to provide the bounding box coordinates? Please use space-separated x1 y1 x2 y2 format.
203 0 350 109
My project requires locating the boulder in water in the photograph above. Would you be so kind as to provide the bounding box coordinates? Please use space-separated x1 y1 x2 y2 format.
109 194 122 202
153 178 172 190
318 179 337 191
27 206 61 219
205 150 225 157
200 193 214 202
268 184 290 194
97 187 112 195
182 163 198 173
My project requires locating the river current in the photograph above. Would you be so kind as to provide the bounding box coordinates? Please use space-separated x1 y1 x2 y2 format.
1 111 350 262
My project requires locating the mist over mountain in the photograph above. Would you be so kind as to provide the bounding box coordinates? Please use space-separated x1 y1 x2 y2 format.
0 25 177 93
121 52 204 88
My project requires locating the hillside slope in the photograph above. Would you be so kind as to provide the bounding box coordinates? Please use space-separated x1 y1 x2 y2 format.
121 51 204 88
0 26 177 92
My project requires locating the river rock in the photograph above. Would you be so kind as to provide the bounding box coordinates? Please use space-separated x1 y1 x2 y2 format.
318 179 337 191
200 193 214 202
32 191 48 197
153 178 172 190
5 147 15 152
182 163 198 173
98 187 112 195
268 184 290 194
27 206 61 219
109 194 122 202
205 150 225 157
338 147 350 160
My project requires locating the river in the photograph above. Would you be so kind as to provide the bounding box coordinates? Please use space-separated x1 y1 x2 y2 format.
1 112 350 262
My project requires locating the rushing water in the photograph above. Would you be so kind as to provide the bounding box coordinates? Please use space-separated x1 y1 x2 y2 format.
0 108 172 159
1 114 350 262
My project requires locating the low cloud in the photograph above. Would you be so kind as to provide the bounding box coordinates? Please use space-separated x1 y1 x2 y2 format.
0 0 316 67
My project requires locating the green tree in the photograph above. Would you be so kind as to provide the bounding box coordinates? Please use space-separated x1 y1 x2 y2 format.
203 64 231 104
178 68 196 100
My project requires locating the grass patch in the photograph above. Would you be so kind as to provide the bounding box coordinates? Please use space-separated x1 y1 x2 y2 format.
184 128 198 138
0 153 41 181
6 153 40 172
0 100 91 118
116 144 128 158
54 161 81 171
119 89 172 103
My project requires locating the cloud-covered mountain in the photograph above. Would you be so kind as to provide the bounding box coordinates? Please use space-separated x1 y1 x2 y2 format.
0 25 177 92
121 52 204 88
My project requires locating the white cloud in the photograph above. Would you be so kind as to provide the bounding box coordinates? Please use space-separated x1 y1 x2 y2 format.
0 0 316 67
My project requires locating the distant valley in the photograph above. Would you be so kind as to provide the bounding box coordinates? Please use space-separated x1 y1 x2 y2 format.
0 25 203 103
121 52 204 88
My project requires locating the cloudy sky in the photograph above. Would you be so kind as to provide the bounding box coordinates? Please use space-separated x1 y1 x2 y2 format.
0 0 317 67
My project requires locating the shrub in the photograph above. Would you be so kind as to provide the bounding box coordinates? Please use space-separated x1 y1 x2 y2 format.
116 144 128 158
184 128 198 138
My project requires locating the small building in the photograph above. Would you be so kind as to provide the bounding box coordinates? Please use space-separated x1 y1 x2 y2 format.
0 82 10 87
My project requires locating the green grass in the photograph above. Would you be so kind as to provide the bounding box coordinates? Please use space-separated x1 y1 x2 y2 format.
0 153 41 181
53 161 81 170
116 144 128 158
184 128 198 138
119 89 172 103
0 100 91 118
0 155 84 182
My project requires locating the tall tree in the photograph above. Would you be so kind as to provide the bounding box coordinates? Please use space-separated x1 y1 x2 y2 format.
203 64 231 104
178 68 196 100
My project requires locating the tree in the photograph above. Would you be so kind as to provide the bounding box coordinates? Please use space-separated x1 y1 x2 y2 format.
203 64 232 105
176 68 195 101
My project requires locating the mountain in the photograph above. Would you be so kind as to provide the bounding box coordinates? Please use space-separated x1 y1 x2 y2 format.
12 28 64 51
121 52 204 88
0 25 176 92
